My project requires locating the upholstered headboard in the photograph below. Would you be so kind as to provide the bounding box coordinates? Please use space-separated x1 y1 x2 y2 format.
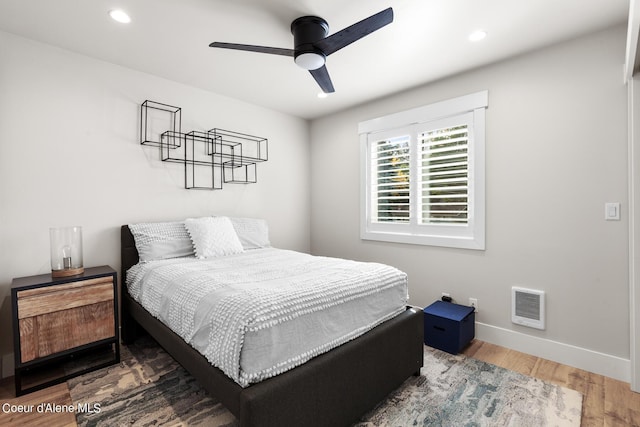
120 225 139 284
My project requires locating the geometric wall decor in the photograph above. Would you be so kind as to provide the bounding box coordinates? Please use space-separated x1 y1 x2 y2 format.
140 100 181 148
139 100 268 190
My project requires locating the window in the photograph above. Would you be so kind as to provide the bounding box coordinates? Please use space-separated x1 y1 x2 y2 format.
359 91 487 250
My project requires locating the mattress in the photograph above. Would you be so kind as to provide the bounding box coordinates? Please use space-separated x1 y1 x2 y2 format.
126 248 408 387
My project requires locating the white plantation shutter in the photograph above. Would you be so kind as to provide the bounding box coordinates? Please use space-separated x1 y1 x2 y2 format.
360 91 487 250
420 124 469 225
373 136 410 223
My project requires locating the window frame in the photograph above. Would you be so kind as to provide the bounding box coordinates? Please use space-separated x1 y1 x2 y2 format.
359 91 488 250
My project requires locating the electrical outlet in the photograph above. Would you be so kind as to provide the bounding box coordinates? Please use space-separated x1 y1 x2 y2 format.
469 298 478 311
441 292 453 302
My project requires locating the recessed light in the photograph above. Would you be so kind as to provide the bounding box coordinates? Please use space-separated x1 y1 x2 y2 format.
109 9 131 24
317 92 328 99
468 30 487 42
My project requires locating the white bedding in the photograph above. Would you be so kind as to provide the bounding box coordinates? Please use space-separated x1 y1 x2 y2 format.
126 248 408 387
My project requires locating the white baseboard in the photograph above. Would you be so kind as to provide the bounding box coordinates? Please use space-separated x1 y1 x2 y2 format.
476 322 630 383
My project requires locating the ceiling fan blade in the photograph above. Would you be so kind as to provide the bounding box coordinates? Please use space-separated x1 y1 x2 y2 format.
209 42 294 57
309 65 335 93
315 8 393 56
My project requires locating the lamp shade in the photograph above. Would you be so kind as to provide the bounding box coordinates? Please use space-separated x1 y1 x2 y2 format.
50 226 84 277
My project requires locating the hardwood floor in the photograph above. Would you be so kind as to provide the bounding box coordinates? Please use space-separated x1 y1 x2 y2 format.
0 380 75 427
0 340 638 426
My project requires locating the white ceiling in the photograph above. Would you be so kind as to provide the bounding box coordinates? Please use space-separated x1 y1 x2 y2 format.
0 0 630 119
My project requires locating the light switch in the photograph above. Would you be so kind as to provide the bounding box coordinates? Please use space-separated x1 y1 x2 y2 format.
605 202 620 221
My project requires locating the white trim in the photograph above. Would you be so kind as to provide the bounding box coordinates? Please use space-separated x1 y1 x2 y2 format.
476 322 630 383
629 77 640 392
360 229 485 250
625 0 640 81
358 91 489 134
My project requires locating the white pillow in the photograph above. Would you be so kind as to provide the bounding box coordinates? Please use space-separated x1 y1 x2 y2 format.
230 217 271 250
129 221 195 262
184 216 244 258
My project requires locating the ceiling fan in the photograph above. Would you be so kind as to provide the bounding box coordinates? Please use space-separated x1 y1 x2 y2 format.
209 8 394 94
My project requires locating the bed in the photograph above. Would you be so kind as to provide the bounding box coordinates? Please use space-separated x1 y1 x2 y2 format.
120 220 423 427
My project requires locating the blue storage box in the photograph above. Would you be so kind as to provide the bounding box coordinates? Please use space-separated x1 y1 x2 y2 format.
423 301 475 354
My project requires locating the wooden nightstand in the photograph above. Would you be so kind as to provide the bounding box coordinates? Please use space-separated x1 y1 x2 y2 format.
11 266 120 396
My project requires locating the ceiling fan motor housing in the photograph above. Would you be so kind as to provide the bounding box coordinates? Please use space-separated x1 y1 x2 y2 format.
291 16 329 70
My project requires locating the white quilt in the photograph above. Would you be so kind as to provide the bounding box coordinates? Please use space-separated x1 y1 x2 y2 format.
126 248 408 387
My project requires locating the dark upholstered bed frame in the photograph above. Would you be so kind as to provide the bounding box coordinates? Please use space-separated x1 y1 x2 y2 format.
120 225 424 427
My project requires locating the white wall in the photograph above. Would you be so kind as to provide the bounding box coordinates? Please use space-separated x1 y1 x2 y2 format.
0 31 310 376
310 25 630 379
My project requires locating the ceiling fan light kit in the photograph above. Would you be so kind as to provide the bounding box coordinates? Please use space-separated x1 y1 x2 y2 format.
294 51 326 70
209 7 394 93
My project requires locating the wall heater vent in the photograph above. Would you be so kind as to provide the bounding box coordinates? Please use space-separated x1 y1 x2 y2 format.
511 287 545 330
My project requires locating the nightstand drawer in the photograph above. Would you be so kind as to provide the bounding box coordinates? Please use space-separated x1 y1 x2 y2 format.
19 299 115 362
16 278 113 319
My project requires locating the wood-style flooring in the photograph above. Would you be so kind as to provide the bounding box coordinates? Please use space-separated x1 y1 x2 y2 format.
0 340 638 426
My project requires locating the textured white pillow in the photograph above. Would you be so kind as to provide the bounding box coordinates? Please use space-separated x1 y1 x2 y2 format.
230 217 271 250
129 221 195 262
184 216 244 258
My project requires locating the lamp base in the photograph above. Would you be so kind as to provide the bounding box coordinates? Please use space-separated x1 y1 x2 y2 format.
51 267 85 278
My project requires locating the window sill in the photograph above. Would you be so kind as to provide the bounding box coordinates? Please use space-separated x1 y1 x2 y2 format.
360 229 485 250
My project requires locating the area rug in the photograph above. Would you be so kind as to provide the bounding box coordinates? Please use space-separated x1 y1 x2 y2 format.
355 349 582 427
68 337 582 426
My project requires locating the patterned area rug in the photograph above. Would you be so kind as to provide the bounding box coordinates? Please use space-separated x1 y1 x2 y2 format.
68 337 582 426
356 350 582 426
